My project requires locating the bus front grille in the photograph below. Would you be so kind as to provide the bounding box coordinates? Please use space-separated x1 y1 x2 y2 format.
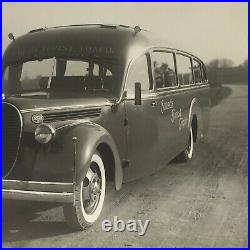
2 103 22 178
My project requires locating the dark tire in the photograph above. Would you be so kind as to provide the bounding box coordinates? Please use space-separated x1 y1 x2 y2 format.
178 126 194 162
63 153 106 230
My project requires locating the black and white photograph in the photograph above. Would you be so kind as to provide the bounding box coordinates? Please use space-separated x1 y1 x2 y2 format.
2 2 248 248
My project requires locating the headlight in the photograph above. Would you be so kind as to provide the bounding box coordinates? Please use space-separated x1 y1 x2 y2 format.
34 124 56 144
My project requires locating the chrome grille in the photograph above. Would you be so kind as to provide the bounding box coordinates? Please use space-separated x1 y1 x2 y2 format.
2 103 22 178
43 108 101 122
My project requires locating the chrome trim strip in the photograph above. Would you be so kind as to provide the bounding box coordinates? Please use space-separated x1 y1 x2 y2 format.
2 179 74 194
3 189 74 203
2 179 73 185
2 102 23 178
151 46 206 65
20 104 109 114
124 84 209 101
56 120 90 131
156 83 209 95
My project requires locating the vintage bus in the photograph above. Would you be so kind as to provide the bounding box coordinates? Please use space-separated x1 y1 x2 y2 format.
2 24 210 230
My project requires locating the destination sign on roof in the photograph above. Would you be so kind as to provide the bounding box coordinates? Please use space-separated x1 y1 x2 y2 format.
5 44 117 64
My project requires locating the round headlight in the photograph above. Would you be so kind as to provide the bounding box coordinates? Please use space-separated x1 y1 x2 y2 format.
34 124 56 144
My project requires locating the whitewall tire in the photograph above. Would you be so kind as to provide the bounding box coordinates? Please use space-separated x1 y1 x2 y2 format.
63 152 106 230
179 126 194 162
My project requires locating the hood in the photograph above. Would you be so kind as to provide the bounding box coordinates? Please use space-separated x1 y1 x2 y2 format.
3 96 114 133
3 96 112 114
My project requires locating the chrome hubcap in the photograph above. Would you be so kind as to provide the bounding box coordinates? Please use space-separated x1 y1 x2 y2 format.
82 164 102 214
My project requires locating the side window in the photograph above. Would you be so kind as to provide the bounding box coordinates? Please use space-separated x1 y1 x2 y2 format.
176 54 193 85
193 59 202 83
126 54 151 98
152 51 177 89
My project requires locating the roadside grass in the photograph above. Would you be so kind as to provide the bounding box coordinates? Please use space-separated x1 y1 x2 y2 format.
210 85 232 107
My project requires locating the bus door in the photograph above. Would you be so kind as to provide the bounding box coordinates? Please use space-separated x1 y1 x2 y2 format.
123 53 158 181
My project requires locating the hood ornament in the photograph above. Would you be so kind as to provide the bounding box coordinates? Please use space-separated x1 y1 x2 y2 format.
31 114 44 124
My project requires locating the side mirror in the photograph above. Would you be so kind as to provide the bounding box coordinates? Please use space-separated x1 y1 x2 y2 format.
135 82 141 105
111 91 127 113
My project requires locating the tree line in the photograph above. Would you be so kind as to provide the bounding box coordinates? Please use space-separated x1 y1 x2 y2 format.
206 58 248 87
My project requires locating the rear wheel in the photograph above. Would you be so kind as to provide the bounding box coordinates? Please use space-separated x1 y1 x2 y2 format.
63 153 106 230
179 126 194 162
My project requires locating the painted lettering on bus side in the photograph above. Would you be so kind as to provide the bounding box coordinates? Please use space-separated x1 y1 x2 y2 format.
171 108 182 123
161 99 174 114
179 117 188 131
160 99 187 131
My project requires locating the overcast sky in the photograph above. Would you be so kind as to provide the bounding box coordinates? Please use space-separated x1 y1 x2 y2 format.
2 2 248 65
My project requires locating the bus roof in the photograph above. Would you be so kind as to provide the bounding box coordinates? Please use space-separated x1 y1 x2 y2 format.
3 24 205 66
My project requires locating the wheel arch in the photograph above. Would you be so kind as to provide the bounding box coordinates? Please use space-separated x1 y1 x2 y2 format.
60 122 123 191
96 142 116 183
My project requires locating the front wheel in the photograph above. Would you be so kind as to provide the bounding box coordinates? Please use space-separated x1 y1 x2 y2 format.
178 126 194 162
63 153 106 230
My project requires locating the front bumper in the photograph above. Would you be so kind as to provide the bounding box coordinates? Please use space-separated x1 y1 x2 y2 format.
2 180 74 203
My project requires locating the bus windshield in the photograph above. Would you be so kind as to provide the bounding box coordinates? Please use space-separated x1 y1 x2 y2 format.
3 57 122 98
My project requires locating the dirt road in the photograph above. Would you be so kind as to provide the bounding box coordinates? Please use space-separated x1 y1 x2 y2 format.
2 84 248 247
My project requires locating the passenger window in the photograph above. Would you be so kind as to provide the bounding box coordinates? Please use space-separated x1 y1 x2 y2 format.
176 54 193 85
193 59 202 83
152 51 177 89
126 55 151 98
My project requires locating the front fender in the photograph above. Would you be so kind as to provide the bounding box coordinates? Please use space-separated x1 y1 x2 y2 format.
60 122 123 190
